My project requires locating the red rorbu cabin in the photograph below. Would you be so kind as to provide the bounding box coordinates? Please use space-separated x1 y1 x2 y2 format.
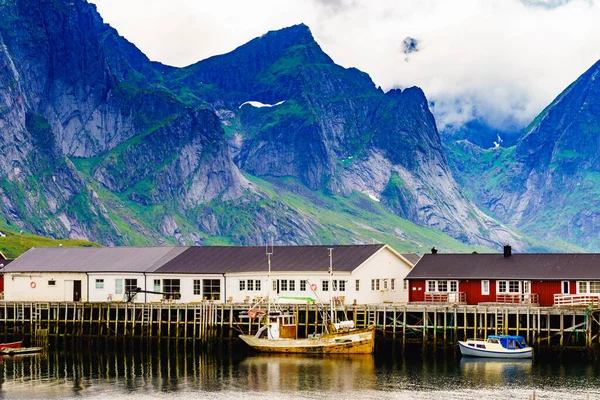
406 245 600 307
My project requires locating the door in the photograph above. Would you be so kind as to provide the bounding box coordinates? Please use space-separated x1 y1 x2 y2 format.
522 281 531 294
562 281 570 294
73 280 82 301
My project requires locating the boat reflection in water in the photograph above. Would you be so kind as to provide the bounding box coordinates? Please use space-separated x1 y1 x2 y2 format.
239 353 376 393
460 358 533 386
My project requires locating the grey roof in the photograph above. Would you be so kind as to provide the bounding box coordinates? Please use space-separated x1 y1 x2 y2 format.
401 253 421 265
406 253 600 280
156 244 388 274
4 247 188 273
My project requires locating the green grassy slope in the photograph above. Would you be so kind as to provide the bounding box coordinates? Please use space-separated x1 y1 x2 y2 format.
0 228 101 259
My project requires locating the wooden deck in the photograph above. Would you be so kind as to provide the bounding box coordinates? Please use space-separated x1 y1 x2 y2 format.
0 302 598 352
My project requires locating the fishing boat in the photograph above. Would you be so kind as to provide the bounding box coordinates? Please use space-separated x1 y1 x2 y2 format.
0 341 22 351
239 247 375 354
458 335 533 359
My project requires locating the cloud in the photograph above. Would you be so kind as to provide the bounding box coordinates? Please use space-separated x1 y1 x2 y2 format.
90 0 600 132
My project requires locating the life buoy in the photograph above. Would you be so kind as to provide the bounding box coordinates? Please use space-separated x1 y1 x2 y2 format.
30 281 36 289
311 283 318 291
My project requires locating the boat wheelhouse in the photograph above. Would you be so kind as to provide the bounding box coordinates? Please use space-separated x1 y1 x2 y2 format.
458 335 533 359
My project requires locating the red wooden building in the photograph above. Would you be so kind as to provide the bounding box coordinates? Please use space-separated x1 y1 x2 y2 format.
0 251 11 293
406 246 600 307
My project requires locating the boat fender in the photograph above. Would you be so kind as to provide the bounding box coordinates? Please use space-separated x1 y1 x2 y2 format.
30 281 36 289
311 283 318 291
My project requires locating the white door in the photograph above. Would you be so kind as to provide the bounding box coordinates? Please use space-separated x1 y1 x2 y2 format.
64 280 74 301
522 281 531 294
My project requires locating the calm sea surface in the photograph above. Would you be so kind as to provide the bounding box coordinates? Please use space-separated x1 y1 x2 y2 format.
0 342 598 400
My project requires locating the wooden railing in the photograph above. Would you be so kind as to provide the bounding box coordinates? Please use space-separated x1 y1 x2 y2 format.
554 294 600 307
424 292 466 303
495 293 539 305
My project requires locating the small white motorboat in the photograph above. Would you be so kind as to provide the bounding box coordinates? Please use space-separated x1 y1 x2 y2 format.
458 335 533 359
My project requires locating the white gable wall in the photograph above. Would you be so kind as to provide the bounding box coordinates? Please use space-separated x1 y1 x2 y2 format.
5 272 88 302
226 246 413 305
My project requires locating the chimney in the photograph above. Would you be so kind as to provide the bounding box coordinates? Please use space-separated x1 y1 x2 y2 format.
503 244 512 258
431 247 438 255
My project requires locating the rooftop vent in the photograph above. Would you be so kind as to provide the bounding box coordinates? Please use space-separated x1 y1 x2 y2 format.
431 247 438 255
504 244 512 258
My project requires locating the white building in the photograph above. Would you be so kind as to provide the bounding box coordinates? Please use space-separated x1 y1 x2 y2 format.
3 244 418 304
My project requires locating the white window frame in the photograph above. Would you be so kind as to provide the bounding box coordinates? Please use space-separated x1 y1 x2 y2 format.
300 280 306 291
95 279 104 290
255 280 261 291
391 278 396 291
497 280 522 294
577 281 600 294
239 280 246 291
356 280 360 292
561 281 570 294
426 280 459 293
481 280 490 295
247 279 254 291
339 280 346 292
115 279 123 295
289 280 295 291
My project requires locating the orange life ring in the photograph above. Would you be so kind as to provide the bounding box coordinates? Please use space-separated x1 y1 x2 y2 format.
30 281 36 289
311 283 318 291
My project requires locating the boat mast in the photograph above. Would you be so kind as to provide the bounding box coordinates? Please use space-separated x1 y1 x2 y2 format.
267 239 273 315
328 248 334 326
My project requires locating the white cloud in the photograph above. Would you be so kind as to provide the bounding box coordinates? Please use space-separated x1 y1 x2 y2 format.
90 0 600 131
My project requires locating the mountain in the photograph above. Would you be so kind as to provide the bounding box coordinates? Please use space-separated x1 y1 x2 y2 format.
0 228 100 259
446 60 600 251
0 0 525 252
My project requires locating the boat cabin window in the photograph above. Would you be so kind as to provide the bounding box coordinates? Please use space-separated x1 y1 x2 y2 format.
517 338 528 348
476 344 486 349
487 338 499 344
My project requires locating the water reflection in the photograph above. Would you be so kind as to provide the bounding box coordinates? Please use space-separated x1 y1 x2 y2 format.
460 358 533 386
0 345 599 399
239 354 375 393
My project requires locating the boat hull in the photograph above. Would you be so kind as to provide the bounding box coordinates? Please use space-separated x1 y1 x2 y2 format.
458 341 533 359
0 341 22 350
240 327 375 354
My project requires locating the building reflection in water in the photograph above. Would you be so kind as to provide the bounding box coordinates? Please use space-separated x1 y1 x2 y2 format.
240 354 376 393
459 358 533 386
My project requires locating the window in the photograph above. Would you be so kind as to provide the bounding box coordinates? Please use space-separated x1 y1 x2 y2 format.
289 280 295 291
383 279 388 290
450 281 458 292
95 279 104 289
482 280 490 295
193 280 201 295
427 280 459 292
497 280 520 294
247 280 254 291
281 280 288 291
255 280 261 291
163 279 181 295
322 281 329 291
356 280 360 292
239 280 246 291
202 279 220 300
578 281 600 294
115 279 123 295
300 280 306 291
273 280 277 291
332 280 338 291
154 279 161 292
562 281 570 294
391 278 396 291
427 281 436 292
48 280 56 287
339 280 346 292
125 279 137 295
404 280 408 290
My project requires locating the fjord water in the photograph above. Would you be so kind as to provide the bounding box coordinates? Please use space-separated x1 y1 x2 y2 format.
0 344 598 400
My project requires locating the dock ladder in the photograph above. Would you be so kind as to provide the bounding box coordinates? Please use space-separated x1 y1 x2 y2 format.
495 309 504 334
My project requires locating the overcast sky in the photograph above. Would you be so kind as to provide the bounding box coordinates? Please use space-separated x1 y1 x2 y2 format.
90 0 600 132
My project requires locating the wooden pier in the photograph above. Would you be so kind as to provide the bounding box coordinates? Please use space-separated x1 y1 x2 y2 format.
0 302 599 354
